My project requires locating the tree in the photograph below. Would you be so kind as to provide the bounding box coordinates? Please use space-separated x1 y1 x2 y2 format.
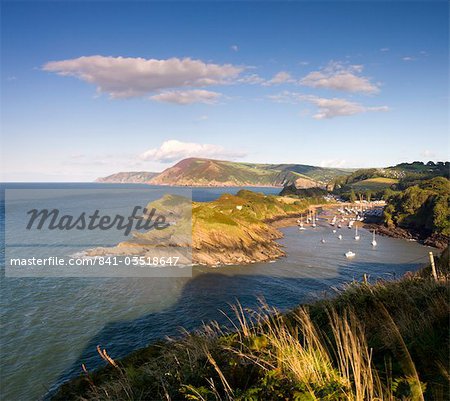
349 190 356 203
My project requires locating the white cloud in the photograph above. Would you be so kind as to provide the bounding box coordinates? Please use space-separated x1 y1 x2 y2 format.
231 45 239 52
263 71 294 86
299 61 380 94
298 61 310 66
197 115 209 121
140 140 246 163
150 89 221 105
43 56 243 99
380 48 390 52
268 91 389 119
402 56 416 62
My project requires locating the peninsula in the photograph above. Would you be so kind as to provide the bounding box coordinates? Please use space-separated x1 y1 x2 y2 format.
87 190 325 266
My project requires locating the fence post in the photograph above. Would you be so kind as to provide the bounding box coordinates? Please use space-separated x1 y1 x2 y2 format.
429 251 438 281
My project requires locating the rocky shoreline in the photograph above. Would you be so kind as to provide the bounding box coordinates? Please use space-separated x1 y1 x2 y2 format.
87 212 299 267
363 222 448 249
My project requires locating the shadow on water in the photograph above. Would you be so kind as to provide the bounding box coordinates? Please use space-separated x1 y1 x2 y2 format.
47 259 422 398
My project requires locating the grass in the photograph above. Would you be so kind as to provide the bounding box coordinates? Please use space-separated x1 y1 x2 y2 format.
350 177 399 191
52 249 449 401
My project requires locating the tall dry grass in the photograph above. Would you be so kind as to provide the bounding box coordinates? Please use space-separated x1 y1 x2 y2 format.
52 276 449 401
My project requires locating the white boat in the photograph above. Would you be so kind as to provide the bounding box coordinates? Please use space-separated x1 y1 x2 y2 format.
330 216 336 226
312 212 316 228
298 214 306 230
345 250 355 258
337 224 342 228
321 238 326 243
338 234 343 240
332 229 337 233
354 226 360 241
371 230 377 246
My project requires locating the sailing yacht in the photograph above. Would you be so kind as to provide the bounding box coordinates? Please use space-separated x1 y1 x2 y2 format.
354 226 360 240
330 216 337 226
298 214 306 230
371 230 377 246
312 212 316 228
338 234 343 240
345 250 355 258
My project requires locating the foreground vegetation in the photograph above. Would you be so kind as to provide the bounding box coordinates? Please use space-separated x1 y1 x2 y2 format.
53 248 449 401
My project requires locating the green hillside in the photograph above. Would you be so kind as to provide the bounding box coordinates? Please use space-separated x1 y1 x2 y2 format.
383 176 450 238
332 161 449 200
149 158 350 187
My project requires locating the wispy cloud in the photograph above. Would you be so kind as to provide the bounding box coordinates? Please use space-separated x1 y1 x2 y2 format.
230 44 239 52
268 91 389 119
43 56 243 99
237 74 265 85
380 48 390 52
299 61 380 94
401 56 416 62
263 71 294 86
150 89 221 105
304 95 388 119
140 140 246 163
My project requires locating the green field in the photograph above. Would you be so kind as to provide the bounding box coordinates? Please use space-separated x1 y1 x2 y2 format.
350 177 399 191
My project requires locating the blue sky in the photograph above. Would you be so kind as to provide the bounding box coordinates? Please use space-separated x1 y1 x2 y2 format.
1 1 448 181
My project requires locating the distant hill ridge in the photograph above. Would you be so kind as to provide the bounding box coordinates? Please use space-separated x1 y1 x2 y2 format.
96 171 158 183
96 158 351 187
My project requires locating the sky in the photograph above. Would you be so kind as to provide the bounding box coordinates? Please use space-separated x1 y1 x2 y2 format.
1 1 449 182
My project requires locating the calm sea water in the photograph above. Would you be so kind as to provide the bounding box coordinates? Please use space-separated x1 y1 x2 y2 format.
0 183 431 401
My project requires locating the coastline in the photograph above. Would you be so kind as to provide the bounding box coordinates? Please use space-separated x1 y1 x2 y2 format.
364 222 448 249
